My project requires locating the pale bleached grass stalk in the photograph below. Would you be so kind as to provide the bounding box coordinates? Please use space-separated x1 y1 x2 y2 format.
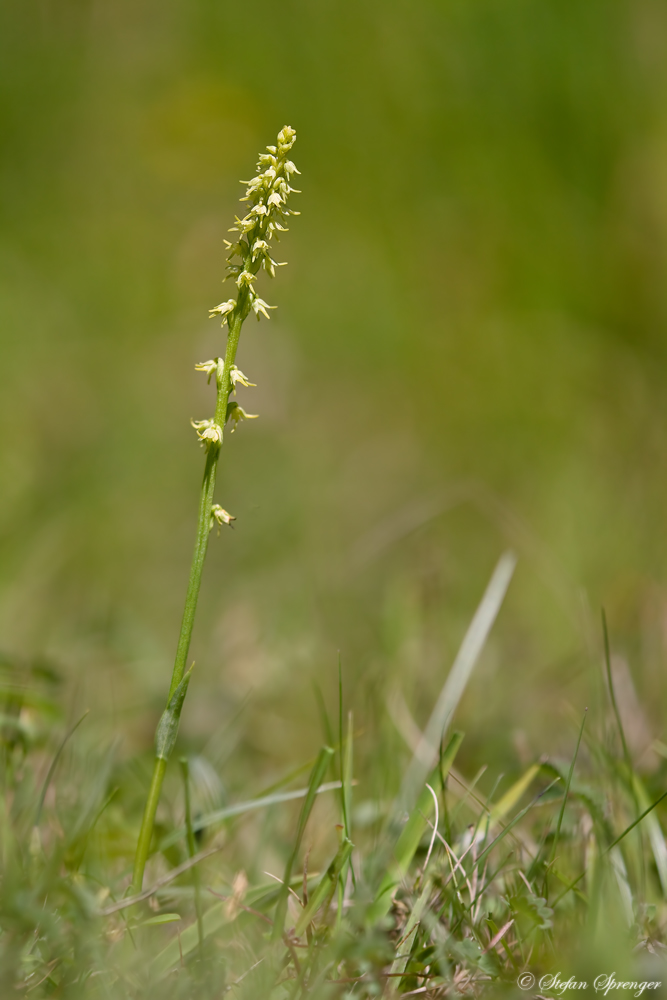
131 126 301 894
179 757 204 957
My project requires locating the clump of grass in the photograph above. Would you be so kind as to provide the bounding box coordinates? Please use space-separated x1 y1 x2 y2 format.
3 589 667 997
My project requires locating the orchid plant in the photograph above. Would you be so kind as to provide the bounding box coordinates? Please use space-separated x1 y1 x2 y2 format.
131 126 301 893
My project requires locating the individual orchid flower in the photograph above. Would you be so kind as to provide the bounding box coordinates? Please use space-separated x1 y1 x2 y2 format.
250 295 276 321
236 269 256 288
208 299 236 325
230 365 256 390
225 401 258 431
194 359 219 384
190 418 223 448
210 504 236 531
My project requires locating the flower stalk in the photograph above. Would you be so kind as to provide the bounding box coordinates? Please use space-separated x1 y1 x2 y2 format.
131 126 300 894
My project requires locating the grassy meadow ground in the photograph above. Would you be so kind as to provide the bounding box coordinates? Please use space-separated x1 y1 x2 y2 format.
2 0 667 994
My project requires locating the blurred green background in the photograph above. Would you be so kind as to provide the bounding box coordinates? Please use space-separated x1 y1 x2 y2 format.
2 0 667 791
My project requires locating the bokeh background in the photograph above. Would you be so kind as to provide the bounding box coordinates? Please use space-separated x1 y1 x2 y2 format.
2 0 667 800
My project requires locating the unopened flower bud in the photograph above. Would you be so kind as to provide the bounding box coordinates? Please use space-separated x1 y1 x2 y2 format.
277 126 296 150
236 270 255 288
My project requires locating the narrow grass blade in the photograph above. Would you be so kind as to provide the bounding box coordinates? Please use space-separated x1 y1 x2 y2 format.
368 731 463 924
179 758 204 958
609 845 634 927
136 913 181 927
552 788 667 908
338 659 350 840
602 615 646 903
633 775 667 897
603 788 667 856
294 837 353 936
35 710 89 826
273 745 334 940
341 709 355 911
388 876 433 985
472 779 561 876
150 898 234 979
149 877 305 979
158 778 345 851
602 610 632 769
401 552 516 808
313 681 335 748
549 709 587 875
343 710 353 842
489 763 541 827
98 844 224 915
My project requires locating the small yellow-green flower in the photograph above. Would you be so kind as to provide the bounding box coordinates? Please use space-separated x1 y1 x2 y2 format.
250 297 275 321
191 418 223 448
194 359 219 383
208 299 236 326
226 401 258 432
210 504 236 531
230 365 256 390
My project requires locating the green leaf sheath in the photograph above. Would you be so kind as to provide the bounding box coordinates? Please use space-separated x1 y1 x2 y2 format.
155 667 194 761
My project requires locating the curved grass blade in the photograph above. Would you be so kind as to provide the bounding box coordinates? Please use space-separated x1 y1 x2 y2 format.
549 709 587 873
368 730 464 925
158 778 346 852
401 552 516 810
294 836 353 937
633 774 667 897
272 745 334 940
34 710 89 826
389 875 433 987
490 763 541 828
552 787 667 908
179 757 204 958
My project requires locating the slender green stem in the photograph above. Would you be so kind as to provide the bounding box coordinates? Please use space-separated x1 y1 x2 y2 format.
131 294 249 894
170 302 247 699
131 757 167 893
